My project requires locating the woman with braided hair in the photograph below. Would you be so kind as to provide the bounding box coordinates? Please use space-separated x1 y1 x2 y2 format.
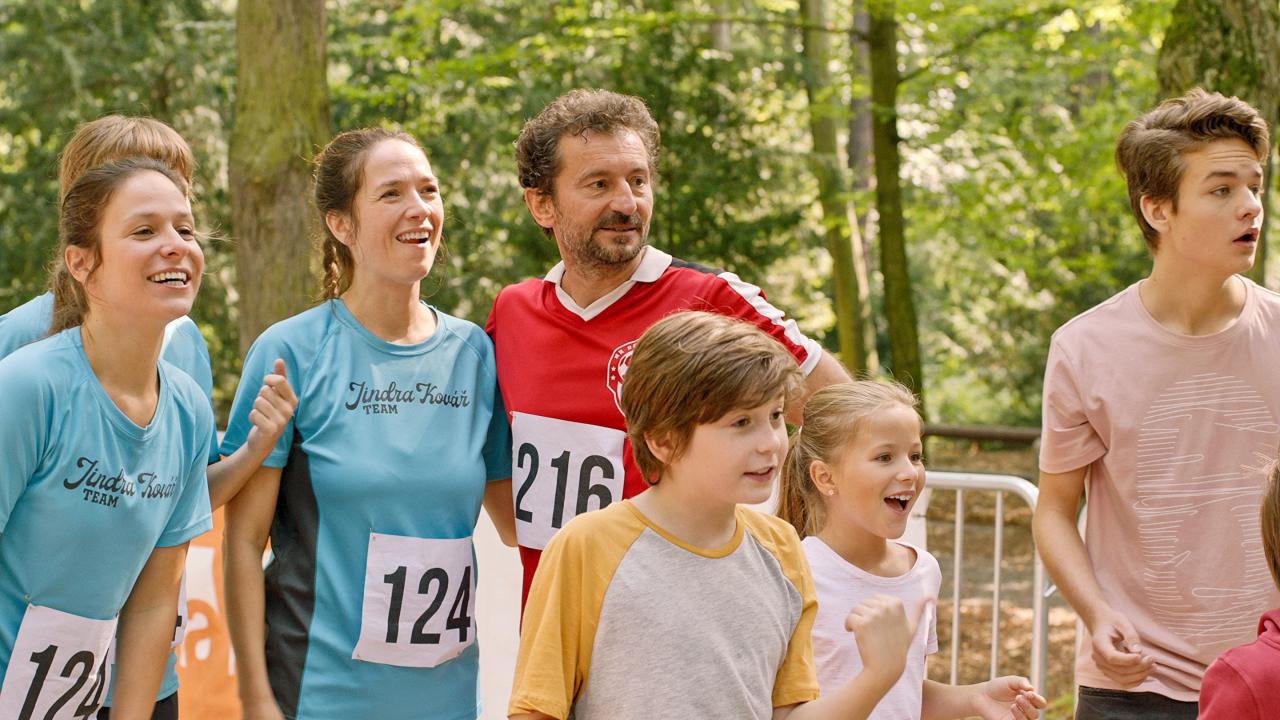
221 128 512 720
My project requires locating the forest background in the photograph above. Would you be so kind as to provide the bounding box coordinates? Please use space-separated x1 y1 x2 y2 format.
2 0 1278 432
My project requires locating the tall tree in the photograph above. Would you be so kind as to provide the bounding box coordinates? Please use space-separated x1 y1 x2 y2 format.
868 0 924 407
1157 0 1280 285
799 0 877 373
229 0 329 354
847 0 874 242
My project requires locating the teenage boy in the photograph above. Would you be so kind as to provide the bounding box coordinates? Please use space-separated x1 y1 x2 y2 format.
1198 460 1280 719
509 311 919 720
1034 88 1280 719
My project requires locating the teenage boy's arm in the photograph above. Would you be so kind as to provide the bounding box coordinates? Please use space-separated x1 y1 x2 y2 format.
772 595 921 720
1033 467 1154 687
207 360 296 510
920 677 1046 720
786 351 851 424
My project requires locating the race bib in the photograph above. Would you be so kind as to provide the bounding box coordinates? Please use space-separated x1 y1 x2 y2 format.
352 533 475 668
0 605 115 720
172 572 188 650
510 413 626 550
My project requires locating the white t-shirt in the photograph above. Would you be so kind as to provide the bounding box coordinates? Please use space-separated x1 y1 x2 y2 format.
803 536 940 719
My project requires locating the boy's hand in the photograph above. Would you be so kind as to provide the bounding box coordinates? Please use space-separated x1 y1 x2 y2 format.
844 595 929 690
970 676 1047 719
1089 607 1154 687
244 359 297 454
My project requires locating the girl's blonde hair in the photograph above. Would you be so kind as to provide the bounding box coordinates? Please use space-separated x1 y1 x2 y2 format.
1262 459 1280 589
58 115 194 201
778 380 920 538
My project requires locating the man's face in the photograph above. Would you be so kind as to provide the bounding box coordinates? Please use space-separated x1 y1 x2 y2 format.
1154 137 1264 277
541 128 653 272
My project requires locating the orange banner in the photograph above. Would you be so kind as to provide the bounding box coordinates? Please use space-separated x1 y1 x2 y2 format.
175 508 241 717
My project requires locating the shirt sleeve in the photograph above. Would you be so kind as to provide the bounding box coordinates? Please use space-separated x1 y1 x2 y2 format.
162 318 219 465
699 271 823 375
158 388 215 547
924 551 940 654
483 380 512 482
1198 655 1262 720
0 358 50 534
221 330 302 468
1038 337 1106 474
508 521 596 720
767 522 821 707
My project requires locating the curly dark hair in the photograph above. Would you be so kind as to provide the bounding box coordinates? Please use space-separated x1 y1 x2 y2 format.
515 89 661 196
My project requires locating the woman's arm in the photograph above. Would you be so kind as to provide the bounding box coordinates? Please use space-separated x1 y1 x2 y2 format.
108 544 188 720
224 465 285 720
207 360 296 510
484 478 517 547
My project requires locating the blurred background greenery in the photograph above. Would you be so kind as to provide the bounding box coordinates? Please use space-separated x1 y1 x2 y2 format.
2 0 1275 430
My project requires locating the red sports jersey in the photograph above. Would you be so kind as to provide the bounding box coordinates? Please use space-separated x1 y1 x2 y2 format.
485 247 822 605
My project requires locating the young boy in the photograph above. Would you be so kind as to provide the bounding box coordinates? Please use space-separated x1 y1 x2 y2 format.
1033 88 1280 719
1198 460 1280 719
508 311 921 720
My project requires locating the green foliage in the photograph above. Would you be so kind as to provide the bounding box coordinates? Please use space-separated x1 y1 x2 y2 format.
0 0 1185 428
328 0 821 323
894 0 1172 424
0 0 239 411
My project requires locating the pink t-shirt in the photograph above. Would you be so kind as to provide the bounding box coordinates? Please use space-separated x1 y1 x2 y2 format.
802 536 940 718
1040 278 1280 701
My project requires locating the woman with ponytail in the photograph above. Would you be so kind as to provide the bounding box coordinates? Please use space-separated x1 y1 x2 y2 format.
0 115 296 719
0 158 215 719
221 128 512 720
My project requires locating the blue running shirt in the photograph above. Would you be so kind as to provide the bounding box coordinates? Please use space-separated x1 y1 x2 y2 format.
0 293 218 702
221 300 511 720
0 329 213 712
0 294 216 464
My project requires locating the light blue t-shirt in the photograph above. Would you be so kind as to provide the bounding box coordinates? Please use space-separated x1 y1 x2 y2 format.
221 299 511 720
0 293 216 465
0 329 213 702
0 292 218 702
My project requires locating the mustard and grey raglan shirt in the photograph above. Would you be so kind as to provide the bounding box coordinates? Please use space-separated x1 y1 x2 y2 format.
509 500 820 719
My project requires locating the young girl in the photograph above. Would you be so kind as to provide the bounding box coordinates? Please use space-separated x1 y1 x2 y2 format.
779 381 1047 720
0 158 213 718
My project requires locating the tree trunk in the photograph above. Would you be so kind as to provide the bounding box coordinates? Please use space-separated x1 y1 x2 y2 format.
1157 0 1280 286
710 0 731 52
848 0 873 238
230 0 330 355
868 0 924 409
800 0 877 374
847 0 878 362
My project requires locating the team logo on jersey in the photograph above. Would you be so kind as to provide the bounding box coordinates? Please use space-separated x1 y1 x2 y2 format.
345 380 471 415
62 456 177 508
606 339 638 414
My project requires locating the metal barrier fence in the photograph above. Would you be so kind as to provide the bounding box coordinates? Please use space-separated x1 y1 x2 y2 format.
915 471 1049 691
